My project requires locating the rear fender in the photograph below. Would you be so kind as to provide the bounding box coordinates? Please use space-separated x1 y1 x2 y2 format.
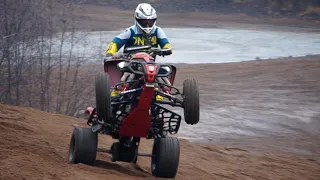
168 65 176 85
104 60 123 87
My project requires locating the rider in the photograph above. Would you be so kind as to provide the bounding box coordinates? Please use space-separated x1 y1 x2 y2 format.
105 3 172 58
105 3 173 97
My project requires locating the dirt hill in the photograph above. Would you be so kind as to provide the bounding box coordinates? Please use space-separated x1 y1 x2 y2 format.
0 102 319 180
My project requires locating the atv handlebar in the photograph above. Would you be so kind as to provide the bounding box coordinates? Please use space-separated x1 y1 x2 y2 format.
149 47 172 57
123 45 172 57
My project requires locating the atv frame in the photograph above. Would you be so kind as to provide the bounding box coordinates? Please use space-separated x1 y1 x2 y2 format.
68 45 200 178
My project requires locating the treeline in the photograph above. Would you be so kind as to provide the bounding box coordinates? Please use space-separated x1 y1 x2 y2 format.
0 0 100 117
86 0 320 19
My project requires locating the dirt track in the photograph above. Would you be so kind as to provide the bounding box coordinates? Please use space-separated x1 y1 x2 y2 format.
0 104 319 180
1 56 320 180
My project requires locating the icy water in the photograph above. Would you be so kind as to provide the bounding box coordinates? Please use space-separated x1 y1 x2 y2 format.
51 27 320 64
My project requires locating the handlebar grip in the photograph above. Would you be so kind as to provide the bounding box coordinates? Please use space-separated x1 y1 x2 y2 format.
161 49 172 56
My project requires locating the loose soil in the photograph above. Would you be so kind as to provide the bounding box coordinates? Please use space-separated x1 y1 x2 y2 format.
1 56 320 180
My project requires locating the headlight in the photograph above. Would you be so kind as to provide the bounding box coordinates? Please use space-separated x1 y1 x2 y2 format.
148 65 155 72
117 61 128 69
161 66 170 72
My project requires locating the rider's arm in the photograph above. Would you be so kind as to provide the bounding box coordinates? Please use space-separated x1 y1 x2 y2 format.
106 28 132 56
156 27 172 49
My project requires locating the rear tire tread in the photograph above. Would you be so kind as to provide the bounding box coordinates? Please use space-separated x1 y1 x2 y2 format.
183 78 200 125
95 72 111 122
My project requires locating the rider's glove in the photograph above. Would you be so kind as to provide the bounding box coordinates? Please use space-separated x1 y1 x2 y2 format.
104 53 113 62
161 48 172 56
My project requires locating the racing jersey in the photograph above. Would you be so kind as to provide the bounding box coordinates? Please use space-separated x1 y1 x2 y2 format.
106 25 172 55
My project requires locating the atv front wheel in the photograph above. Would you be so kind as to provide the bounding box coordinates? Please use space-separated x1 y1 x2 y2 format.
151 137 180 178
68 127 98 165
95 72 111 122
183 78 200 125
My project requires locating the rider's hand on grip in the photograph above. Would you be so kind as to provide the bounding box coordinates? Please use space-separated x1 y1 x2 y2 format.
161 48 172 56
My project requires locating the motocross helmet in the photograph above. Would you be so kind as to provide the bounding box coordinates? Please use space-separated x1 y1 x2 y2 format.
134 3 157 35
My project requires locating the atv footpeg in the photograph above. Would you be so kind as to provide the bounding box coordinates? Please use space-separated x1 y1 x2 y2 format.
92 124 103 132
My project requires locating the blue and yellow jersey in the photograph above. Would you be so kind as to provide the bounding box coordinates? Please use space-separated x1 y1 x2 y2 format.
106 25 172 56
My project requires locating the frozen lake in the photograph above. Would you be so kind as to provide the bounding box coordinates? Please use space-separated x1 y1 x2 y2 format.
51 27 320 64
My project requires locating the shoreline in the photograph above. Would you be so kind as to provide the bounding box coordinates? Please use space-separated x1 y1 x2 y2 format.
165 54 320 66
171 54 320 158
74 5 320 33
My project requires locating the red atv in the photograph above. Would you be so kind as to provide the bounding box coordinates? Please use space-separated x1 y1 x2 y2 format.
68 45 199 178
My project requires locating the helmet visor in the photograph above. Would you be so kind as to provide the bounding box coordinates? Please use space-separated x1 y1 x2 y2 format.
136 18 156 28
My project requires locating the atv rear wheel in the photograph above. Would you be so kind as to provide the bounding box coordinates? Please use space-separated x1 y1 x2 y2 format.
151 137 180 178
183 78 200 125
95 72 111 122
68 127 98 165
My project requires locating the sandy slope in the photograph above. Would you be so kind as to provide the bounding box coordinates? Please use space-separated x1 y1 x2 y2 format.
0 104 319 180
1 56 320 180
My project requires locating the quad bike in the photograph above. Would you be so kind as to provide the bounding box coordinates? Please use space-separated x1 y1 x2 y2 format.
68 45 200 178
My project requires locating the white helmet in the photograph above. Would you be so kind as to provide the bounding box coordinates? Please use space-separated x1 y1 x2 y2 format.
134 3 157 35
